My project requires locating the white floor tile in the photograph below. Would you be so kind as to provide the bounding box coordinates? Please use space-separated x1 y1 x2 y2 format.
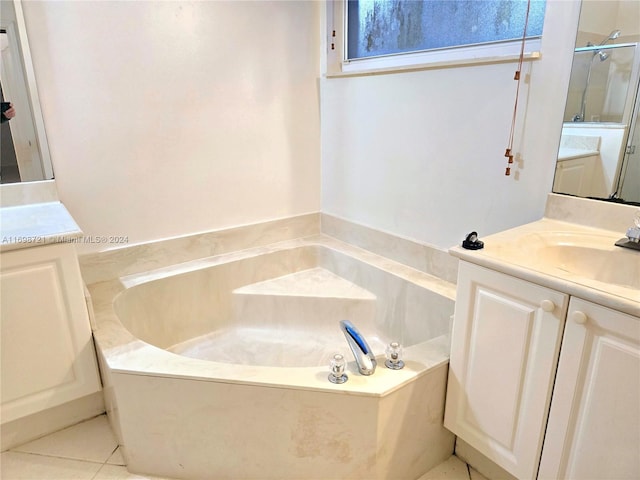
418 455 471 480
106 447 126 466
0 451 102 480
11 415 118 464
93 464 176 480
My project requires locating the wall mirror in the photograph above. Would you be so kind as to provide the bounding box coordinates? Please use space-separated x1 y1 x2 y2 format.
1 0 53 184
553 0 640 205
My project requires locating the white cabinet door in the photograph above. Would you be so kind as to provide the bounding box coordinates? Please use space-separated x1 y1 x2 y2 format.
1 243 101 423
553 155 598 197
444 262 568 480
538 298 640 480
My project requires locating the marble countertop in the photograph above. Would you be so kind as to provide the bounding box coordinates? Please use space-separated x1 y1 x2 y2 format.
450 218 640 317
557 147 600 161
0 202 83 252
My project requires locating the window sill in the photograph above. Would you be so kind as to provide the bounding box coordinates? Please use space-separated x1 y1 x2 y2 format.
326 51 541 78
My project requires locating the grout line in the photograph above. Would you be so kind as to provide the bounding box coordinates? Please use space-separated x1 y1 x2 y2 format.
90 463 103 480
5 449 107 480
107 444 119 459
90 445 121 480
93 460 122 480
6 449 106 465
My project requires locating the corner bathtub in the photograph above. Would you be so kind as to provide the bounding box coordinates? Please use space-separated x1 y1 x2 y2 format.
89 236 456 480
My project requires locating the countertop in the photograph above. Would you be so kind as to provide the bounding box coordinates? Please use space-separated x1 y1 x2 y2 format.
0 202 83 252
449 218 640 317
557 147 600 161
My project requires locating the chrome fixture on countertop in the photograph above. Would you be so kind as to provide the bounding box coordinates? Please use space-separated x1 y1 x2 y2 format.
615 211 640 251
339 320 377 376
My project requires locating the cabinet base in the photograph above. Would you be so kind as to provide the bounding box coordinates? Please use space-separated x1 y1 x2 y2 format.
1 392 105 452
454 438 517 480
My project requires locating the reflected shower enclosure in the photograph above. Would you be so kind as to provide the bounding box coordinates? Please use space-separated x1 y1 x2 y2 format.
563 42 636 124
571 30 621 122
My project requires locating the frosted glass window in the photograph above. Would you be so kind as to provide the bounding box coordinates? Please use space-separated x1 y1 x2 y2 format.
346 0 546 60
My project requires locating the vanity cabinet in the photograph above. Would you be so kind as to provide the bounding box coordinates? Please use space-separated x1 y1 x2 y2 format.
444 262 568 479
552 154 599 198
0 242 102 423
445 261 640 480
538 298 640 480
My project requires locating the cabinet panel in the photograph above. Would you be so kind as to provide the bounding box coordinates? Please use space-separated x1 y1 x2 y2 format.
464 288 536 447
444 262 568 480
0 243 101 423
552 155 598 197
1 261 76 403
538 298 640 480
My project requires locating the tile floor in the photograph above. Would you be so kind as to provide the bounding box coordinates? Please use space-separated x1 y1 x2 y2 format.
1 414 487 480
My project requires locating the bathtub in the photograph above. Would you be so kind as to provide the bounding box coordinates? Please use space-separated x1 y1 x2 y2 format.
89 236 456 480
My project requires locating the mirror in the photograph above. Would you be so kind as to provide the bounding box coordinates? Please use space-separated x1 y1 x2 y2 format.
1 0 53 184
553 0 640 205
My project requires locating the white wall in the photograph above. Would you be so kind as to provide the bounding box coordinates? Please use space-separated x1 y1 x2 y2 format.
22 0 584 254
321 0 582 250
577 0 640 42
22 1 321 253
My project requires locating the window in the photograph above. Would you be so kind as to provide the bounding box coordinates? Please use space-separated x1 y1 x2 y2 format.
327 0 546 75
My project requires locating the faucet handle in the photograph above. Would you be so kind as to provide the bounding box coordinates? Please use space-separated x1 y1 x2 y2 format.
385 342 405 370
624 211 640 243
328 354 348 384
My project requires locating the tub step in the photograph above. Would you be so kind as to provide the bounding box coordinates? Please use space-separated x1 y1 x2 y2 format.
234 267 376 299
232 267 376 329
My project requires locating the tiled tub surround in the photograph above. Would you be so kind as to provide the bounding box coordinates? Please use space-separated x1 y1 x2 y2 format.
79 212 459 286
88 235 456 480
79 213 321 284
321 213 459 284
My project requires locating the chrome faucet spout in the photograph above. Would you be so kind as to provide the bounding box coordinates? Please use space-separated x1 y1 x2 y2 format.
339 320 377 376
614 211 640 251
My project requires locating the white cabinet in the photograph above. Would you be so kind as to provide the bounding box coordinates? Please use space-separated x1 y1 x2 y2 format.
553 155 598 198
445 261 640 480
1 243 101 423
444 262 568 479
538 298 640 480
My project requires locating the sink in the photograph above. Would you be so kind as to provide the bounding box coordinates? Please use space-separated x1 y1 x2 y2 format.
497 232 640 292
451 219 640 311
536 243 640 290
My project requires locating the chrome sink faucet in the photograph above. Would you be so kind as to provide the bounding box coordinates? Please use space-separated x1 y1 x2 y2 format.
627 211 640 242
339 320 377 375
615 211 640 251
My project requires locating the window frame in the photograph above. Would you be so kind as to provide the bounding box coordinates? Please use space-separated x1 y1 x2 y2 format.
326 0 543 77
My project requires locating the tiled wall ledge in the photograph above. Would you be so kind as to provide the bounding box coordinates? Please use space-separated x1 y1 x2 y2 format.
545 193 639 232
321 214 459 285
80 212 460 287
75 195 640 287
79 213 321 284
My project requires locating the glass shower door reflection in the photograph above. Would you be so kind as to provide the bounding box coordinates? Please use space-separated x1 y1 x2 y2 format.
618 98 640 204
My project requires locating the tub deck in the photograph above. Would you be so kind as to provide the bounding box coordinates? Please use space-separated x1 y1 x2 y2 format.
89 235 455 396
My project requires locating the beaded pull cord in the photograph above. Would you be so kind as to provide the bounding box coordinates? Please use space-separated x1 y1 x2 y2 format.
505 0 532 176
